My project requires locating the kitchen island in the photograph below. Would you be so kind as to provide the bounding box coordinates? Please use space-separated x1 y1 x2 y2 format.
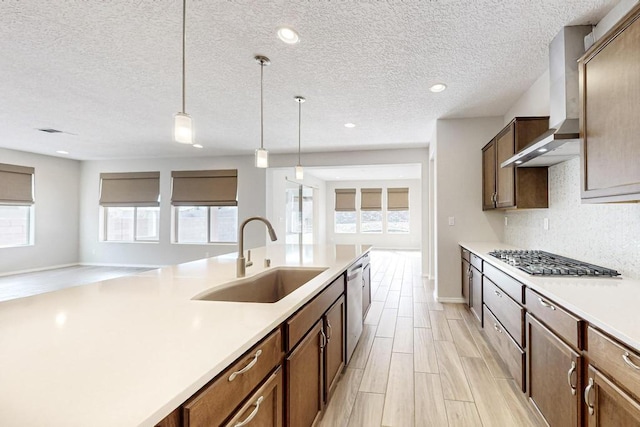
0 244 370 427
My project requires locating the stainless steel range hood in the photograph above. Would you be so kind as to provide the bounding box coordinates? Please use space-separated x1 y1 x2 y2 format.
502 26 592 168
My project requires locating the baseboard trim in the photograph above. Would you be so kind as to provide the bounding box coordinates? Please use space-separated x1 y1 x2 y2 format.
435 296 466 304
0 263 79 277
79 262 163 269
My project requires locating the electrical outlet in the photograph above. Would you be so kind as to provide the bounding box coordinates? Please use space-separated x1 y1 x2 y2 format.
448 216 455 226
543 218 549 230
504 216 508 227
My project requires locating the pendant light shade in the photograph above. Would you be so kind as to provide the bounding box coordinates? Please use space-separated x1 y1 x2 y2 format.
255 55 271 168
294 96 306 179
174 0 193 144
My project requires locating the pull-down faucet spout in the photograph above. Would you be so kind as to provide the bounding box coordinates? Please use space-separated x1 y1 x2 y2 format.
237 217 277 277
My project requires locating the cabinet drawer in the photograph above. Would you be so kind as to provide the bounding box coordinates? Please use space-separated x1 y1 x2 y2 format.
224 367 283 427
483 277 524 347
525 288 583 349
286 273 345 352
483 305 525 391
483 262 524 304
461 247 470 262
183 328 283 427
588 327 640 400
470 252 483 272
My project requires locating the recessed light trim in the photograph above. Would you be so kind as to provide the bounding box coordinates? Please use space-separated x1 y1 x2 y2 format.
56 150 69 155
277 27 300 44
193 144 203 149
344 123 356 128
429 83 447 93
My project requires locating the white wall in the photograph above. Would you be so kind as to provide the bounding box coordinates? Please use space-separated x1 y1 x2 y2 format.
79 155 266 267
503 70 550 125
433 117 505 301
325 179 422 249
0 148 80 274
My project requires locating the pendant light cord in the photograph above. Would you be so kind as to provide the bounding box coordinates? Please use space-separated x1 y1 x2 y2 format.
181 0 186 113
260 61 264 150
298 100 301 165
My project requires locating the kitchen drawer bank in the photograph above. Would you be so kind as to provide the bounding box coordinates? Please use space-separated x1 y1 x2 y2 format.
156 254 369 427
459 243 640 426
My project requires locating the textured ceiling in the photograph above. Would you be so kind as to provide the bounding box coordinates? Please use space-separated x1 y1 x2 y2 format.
0 0 614 160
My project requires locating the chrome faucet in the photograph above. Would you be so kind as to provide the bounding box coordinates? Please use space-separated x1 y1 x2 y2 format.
237 216 278 277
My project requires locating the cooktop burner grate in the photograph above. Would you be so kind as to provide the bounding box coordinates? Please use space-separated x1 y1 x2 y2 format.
488 250 620 277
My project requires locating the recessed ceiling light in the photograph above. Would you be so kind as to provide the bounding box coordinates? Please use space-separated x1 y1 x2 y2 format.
429 83 447 93
344 123 356 128
277 27 300 44
193 144 203 149
56 150 69 155
538 148 548 153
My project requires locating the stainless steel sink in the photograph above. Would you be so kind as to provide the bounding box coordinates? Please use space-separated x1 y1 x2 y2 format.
194 267 329 303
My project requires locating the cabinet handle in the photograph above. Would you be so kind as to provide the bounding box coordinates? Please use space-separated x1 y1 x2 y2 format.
567 360 577 395
326 320 333 342
584 377 595 416
228 349 262 382
622 352 640 370
493 323 502 333
320 329 327 350
537 297 556 311
234 396 265 427
494 290 501 297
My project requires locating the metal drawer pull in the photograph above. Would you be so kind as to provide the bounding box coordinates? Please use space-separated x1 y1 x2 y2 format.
228 350 262 382
494 290 501 297
234 396 265 427
584 377 595 416
623 352 640 370
326 321 333 342
320 329 327 350
538 297 556 311
567 360 577 395
493 323 502 333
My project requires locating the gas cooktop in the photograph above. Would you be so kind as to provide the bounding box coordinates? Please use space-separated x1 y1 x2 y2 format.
488 250 621 277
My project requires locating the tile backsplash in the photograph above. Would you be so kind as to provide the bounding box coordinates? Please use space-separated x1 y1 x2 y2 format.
504 157 640 279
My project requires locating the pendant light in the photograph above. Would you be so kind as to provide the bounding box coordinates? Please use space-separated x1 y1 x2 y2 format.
255 55 271 168
174 0 193 144
294 96 306 180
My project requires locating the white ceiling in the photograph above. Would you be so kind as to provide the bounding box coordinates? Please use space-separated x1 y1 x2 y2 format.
305 164 422 181
0 0 614 161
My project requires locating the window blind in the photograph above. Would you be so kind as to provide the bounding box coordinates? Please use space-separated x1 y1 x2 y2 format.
335 188 356 211
360 188 382 211
99 172 160 207
171 169 238 206
0 163 35 205
387 188 409 210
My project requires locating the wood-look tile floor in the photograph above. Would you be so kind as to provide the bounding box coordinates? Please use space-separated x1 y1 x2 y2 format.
319 250 546 427
0 265 152 302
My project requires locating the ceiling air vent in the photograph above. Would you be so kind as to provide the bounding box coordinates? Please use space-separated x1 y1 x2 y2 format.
37 128 63 133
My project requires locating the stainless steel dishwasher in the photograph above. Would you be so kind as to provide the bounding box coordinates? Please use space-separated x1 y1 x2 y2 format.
346 262 363 364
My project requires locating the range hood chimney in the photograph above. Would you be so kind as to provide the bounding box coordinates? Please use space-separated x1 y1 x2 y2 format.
502 26 592 168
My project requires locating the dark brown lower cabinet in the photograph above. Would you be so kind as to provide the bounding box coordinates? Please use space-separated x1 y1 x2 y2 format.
224 367 283 427
324 296 345 401
286 320 324 427
527 314 582 426
584 365 640 427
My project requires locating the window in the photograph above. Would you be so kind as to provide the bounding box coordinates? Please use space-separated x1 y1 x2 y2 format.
171 170 238 244
99 172 160 242
387 187 410 233
334 188 356 234
0 163 35 248
361 188 382 233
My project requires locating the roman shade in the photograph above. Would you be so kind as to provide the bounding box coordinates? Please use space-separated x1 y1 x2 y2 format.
99 172 160 207
387 188 409 210
335 189 356 212
0 163 35 205
171 169 238 206
360 188 382 211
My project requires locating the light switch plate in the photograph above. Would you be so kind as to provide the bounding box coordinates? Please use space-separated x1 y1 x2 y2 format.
504 216 508 227
448 216 455 226
543 218 549 230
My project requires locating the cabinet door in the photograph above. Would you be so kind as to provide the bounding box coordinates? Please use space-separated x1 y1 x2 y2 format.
286 320 324 427
527 314 581 427
224 368 284 427
461 259 470 307
580 5 640 203
496 125 516 208
362 264 371 317
584 366 640 427
325 296 345 401
469 266 482 324
482 140 497 210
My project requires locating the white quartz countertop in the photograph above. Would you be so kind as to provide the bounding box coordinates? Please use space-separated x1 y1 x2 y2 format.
0 244 370 427
460 242 640 351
